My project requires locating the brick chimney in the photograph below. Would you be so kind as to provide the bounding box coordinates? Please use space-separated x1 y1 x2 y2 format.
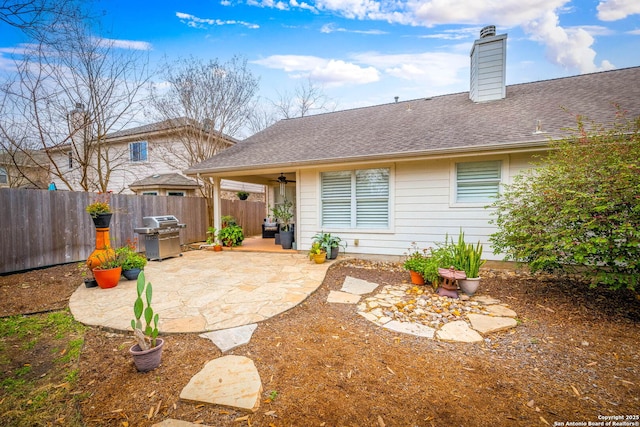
469 25 507 103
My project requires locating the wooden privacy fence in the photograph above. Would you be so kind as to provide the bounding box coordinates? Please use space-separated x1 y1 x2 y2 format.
221 199 266 238
0 189 207 274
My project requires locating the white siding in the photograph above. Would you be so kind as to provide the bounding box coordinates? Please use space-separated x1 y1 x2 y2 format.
296 151 540 260
469 34 507 103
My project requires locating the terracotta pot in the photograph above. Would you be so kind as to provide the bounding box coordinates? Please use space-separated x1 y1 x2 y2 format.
409 270 425 285
93 267 122 289
458 278 481 296
130 338 164 372
213 245 223 252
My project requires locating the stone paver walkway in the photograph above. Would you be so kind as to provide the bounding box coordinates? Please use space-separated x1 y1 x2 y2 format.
69 250 330 333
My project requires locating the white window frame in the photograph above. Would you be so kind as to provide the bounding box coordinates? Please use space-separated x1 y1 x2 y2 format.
320 167 392 230
129 141 148 162
450 158 507 207
0 167 7 184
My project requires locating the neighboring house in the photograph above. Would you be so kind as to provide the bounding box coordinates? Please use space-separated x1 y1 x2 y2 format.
49 118 250 196
0 149 50 189
184 27 640 260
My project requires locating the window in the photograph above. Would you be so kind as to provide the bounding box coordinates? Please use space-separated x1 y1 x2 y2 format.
67 151 73 169
321 168 389 229
0 167 7 184
142 191 157 196
167 191 184 196
130 141 148 162
455 160 501 203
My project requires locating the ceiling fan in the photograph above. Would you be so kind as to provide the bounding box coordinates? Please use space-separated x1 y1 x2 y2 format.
272 173 295 196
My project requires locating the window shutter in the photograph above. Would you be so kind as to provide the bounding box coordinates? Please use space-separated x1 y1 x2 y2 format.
321 171 352 227
356 169 389 228
456 161 501 202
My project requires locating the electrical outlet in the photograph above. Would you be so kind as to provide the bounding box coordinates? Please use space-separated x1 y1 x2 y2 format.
354 239 359 246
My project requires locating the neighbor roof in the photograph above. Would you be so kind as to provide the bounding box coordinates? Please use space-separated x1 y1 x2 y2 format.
186 67 640 175
130 173 200 189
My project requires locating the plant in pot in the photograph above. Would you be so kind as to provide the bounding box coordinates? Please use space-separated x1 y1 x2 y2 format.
86 194 112 228
92 248 125 289
237 190 249 200
205 226 222 251
308 242 327 264
403 242 430 285
129 272 164 372
218 222 244 247
117 244 147 280
273 199 294 249
312 231 346 260
456 238 485 296
422 236 457 291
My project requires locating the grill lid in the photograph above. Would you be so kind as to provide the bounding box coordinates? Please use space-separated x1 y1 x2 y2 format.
142 215 180 229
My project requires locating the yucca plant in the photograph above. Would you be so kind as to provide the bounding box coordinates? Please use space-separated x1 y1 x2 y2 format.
131 272 159 349
464 241 485 278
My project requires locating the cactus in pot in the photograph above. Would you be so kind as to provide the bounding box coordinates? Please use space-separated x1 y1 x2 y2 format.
131 272 159 350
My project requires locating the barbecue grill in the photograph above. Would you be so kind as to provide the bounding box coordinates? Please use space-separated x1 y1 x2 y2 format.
134 215 186 261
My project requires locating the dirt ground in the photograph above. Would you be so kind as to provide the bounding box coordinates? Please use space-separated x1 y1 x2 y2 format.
1 258 639 426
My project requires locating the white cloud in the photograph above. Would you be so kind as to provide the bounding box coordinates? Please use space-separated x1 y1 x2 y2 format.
252 55 379 86
628 29 640 35
95 37 152 51
522 10 615 73
597 0 640 21
352 51 468 87
320 23 387 34
176 12 259 29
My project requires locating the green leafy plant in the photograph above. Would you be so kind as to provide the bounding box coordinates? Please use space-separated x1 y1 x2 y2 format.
308 241 326 260
116 245 147 270
131 271 159 349
402 242 430 274
490 107 640 290
271 199 294 231
451 230 485 278
312 231 346 255
206 226 218 245
218 224 244 247
93 248 125 270
237 190 249 200
85 194 111 218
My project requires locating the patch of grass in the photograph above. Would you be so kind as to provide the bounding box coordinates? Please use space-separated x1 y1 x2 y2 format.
0 309 86 427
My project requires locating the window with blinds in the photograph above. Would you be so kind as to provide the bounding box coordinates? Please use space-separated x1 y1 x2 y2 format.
130 141 148 162
456 161 501 203
321 168 389 228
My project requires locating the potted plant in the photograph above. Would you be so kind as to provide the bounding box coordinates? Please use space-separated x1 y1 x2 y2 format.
308 242 326 264
403 242 429 285
456 238 485 296
129 272 164 372
86 194 112 228
117 244 147 280
217 216 244 247
237 191 249 200
92 249 124 289
312 231 346 260
205 226 222 251
273 199 294 249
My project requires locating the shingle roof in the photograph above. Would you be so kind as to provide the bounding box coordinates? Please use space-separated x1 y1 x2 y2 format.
130 173 200 188
105 118 240 144
186 67 640 174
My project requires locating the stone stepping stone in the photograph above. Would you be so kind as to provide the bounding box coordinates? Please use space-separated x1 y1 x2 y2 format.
180 355 262 413
340 276 378 295
484 305 517 318
327 290 361 304
468 314 518 334
473 295 501 305
199 324 258 352
436 320 483 343
152 420 211 427
383 320 435 338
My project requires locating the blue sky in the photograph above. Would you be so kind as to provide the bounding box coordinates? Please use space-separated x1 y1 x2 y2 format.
2 0 640 118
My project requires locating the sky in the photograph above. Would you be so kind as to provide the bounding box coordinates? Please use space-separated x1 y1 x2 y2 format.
1 0 640 128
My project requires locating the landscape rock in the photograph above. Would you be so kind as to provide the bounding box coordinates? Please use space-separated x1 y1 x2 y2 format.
467 313 518 334
199 324 258 352
435 320 483 343
327 290 361 304
340 276 378 295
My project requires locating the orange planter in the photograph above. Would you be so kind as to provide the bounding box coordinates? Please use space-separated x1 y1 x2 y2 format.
409 270 425 285
93 267 122 289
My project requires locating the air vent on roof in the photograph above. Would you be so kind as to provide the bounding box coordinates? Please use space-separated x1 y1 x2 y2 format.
480 25 496 38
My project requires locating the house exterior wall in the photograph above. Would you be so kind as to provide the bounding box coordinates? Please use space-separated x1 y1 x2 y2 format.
469 33 507 103
296 151 539 260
